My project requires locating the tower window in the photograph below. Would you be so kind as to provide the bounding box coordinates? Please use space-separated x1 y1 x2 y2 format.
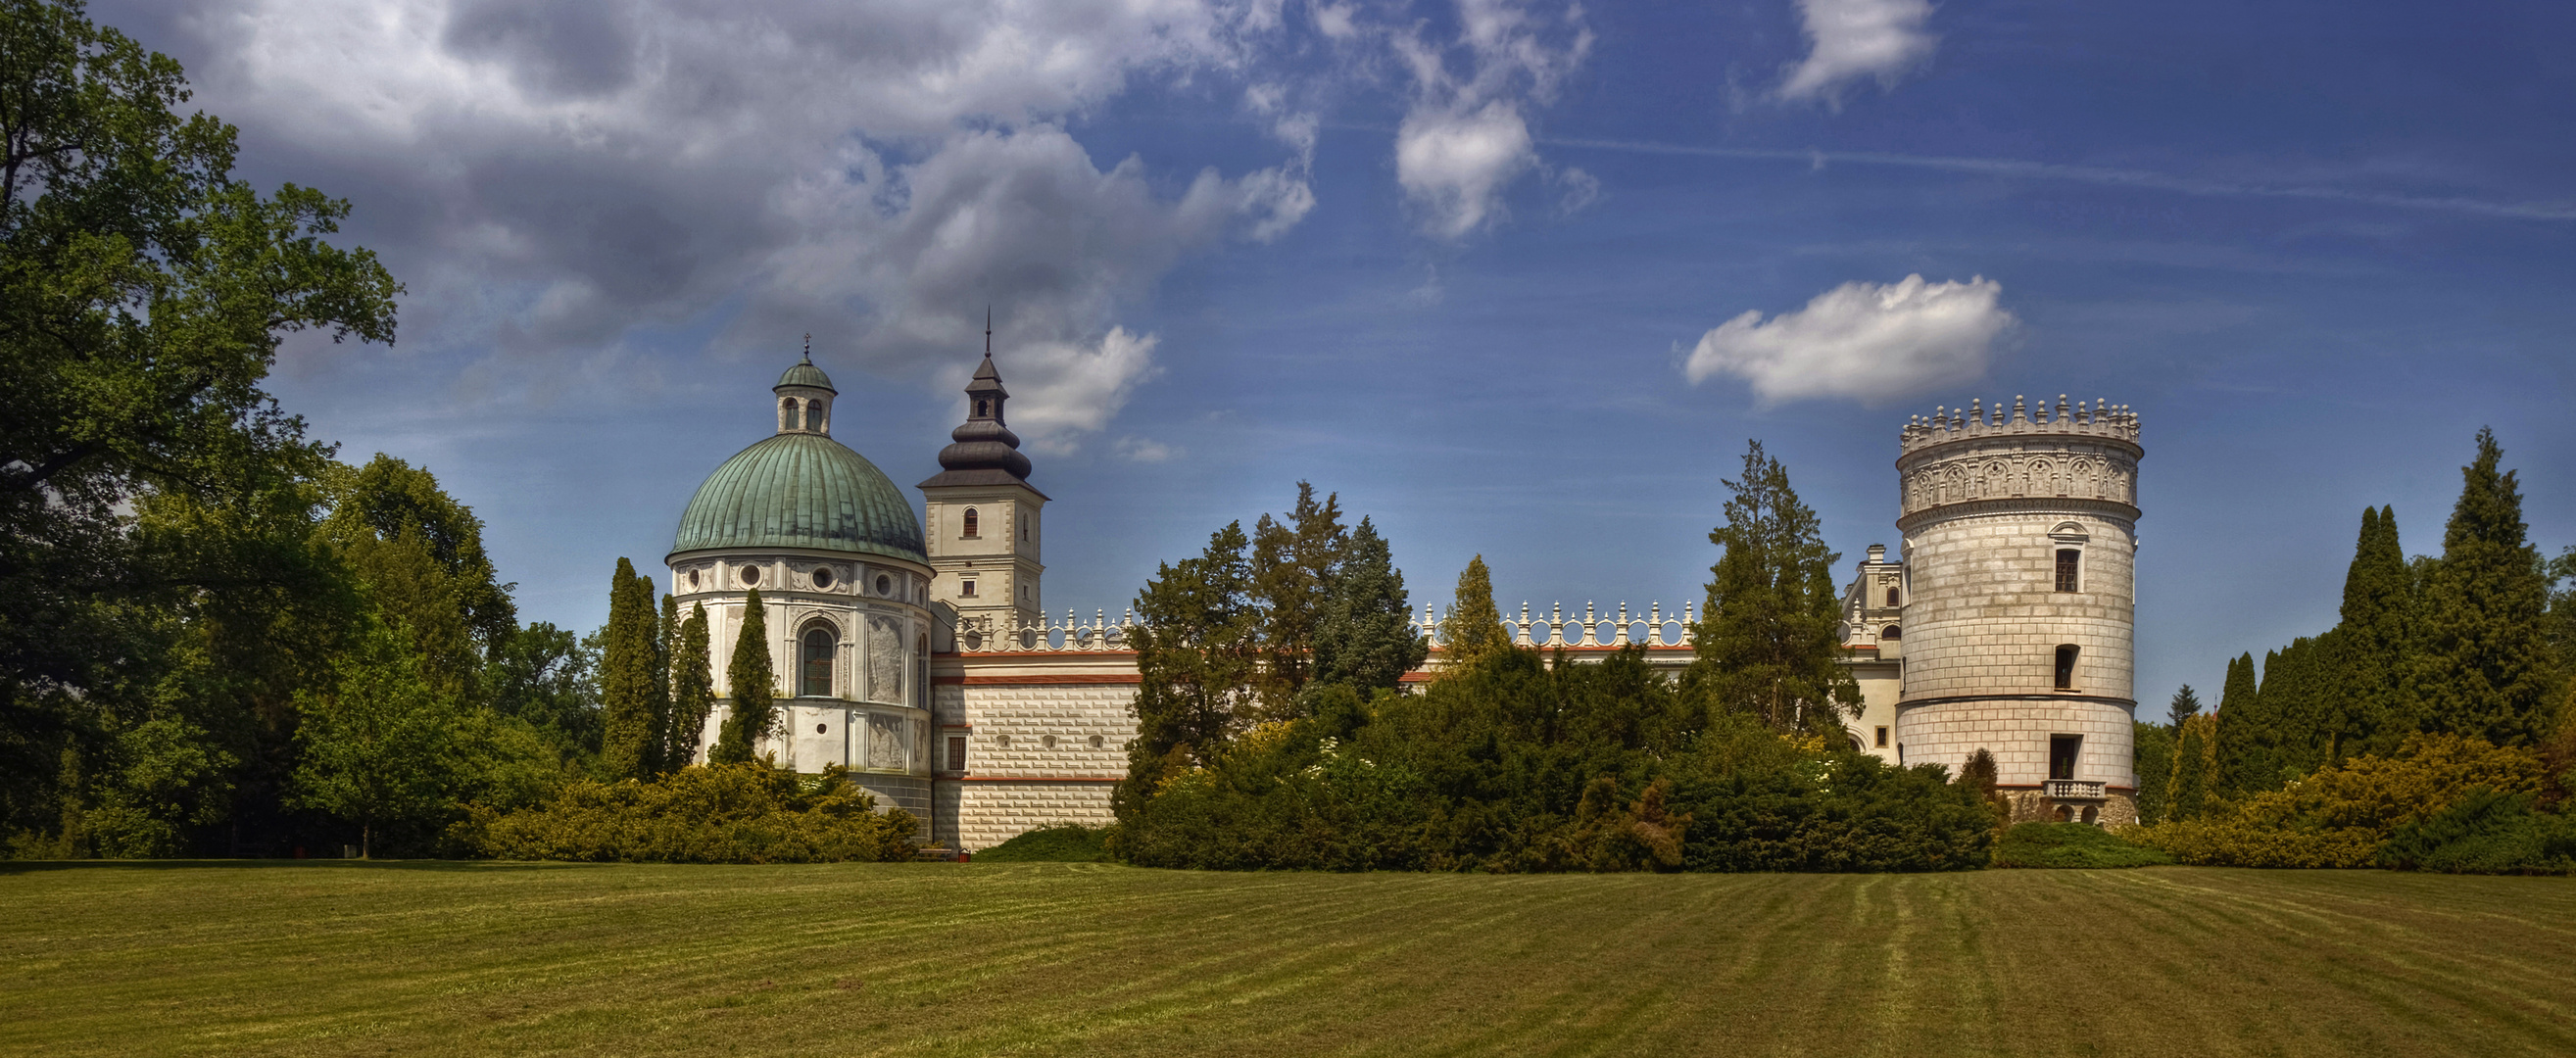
780 398 797 431
2054 645 2079 690
1021 519 1029 542
962 508 979 538
802 627 836 697
1874 726 1889 747
1885 587 1900 606
960 578 976 598
975 400 990 417
2055 549 2080 592
803 400 821 431
2050 734 2082 781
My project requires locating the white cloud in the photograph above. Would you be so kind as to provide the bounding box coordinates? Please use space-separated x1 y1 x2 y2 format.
1683 275 2014 405
1387 0 1593 239
1776 0 1938 105
1113 435 1179 462
170 0 1308 449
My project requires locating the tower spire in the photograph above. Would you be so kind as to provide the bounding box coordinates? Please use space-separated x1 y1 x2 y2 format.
984 307 992 358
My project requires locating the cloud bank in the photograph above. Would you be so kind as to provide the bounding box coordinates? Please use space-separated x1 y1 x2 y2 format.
1684 275 2014 405
1776 0 1938 104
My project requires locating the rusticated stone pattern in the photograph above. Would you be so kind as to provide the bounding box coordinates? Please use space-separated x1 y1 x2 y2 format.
1901 697 2137 790
1897 510 2136 705
953 780 1118 852
851 774 931 821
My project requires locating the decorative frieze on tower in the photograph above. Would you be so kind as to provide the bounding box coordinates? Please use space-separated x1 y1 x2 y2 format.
1891 395 2144 825
919 328 1047 637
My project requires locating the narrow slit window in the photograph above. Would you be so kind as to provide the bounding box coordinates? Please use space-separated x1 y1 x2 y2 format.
1874 726 1890 747
947 737 966 772
2054 645 2079 691
2055 549 2081 592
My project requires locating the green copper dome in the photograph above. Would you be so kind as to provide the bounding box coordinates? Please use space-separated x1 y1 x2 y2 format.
671 433 925 563
777 359 835 392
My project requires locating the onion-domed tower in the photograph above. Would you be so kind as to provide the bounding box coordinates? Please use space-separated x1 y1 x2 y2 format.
919 329 1047 638
667 347 937 820
1891 396 2144 826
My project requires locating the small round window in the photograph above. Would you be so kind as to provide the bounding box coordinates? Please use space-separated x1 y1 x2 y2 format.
739 564 760 586
1088 735 1103 748
688 569 700 589
874 573 893 596
812 567 833 589
815 723 828 735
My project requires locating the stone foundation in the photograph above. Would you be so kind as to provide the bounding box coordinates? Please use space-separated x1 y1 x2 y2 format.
2000 787 2139 829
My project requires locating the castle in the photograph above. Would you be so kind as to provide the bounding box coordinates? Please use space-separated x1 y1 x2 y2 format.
665 352 2147 848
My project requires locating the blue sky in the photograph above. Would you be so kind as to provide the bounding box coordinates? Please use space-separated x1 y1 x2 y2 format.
106 0 2576 702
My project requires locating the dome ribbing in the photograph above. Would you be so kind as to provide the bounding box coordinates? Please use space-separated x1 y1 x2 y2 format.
671 432 925 563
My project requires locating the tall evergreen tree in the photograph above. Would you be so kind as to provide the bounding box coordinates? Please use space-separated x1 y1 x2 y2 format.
1441 554 1510 671
2166 685 2203 732
711 588 773 764
2211 652 2265 795
2331 505 2413 756
2264 636 2332 780
1249 482 1348 712
598 559 659 781
1311 516 1427 695
2168 712 2216 822
667 602 714 767
1127 523 1260 764
2132 720 2175 825
1689 441 1858 734
653 592 677 772
2415 428 2553 746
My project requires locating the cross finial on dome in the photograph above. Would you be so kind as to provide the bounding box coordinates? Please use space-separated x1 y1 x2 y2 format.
802 333 811 363
984 306 992 358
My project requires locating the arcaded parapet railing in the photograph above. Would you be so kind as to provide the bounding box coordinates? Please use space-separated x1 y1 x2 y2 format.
947 600 1704 654
1898 395 2140 456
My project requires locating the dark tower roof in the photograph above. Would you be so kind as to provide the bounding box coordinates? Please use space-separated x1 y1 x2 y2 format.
920 347 1045 496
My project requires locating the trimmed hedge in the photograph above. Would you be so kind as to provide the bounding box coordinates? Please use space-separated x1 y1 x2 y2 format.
975 824 1116 863
1990 823 2174 869
467 762 917 863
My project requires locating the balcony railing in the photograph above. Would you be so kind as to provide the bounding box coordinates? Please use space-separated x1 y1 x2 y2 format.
2043 780 2106 800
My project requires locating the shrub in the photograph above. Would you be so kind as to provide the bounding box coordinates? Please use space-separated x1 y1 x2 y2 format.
468 762 917 863
2378 788 2576 875
976 825 1116 863
2126 734 2550 868
1676 751 1996 873
1990 823 2174 869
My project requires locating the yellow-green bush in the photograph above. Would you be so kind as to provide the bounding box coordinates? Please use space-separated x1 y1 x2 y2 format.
468 762 917 863
2128 734 2547 867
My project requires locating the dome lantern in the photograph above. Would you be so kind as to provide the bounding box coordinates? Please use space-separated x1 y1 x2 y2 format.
774 334 837 436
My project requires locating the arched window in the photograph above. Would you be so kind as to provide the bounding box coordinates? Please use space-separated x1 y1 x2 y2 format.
975 399 990 417
802 627 836 697
803 400 822 431
780 398 798 431
962 507 979 538
1880 625 1900 640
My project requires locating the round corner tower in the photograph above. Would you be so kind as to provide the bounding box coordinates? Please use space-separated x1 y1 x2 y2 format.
1892 395 2143 826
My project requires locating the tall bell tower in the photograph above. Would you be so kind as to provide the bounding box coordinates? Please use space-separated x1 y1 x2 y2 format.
919 324 1046 638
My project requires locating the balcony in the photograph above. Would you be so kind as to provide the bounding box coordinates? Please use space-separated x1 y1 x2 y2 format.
2043 779 2106 800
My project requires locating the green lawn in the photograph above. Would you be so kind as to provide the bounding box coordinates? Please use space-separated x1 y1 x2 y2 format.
3 862 2571 1056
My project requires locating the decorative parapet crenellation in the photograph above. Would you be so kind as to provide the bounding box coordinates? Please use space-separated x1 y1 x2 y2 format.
1898 394 2139 457
945 601 1709 654
1896 394 2144 520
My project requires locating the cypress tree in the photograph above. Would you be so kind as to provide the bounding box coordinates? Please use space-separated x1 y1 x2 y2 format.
2168 712 2216 822
2266 636 2333 780
599 559 658 781
1688 440 1859 734
1311 516 1428 695
667 602 714 767
2415 428 2553 746
2331 505 2412 756
2166 684 2203 732
646 588 673 774
1441 554 1510 671
711 588 774 764
2211 652 2263 795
